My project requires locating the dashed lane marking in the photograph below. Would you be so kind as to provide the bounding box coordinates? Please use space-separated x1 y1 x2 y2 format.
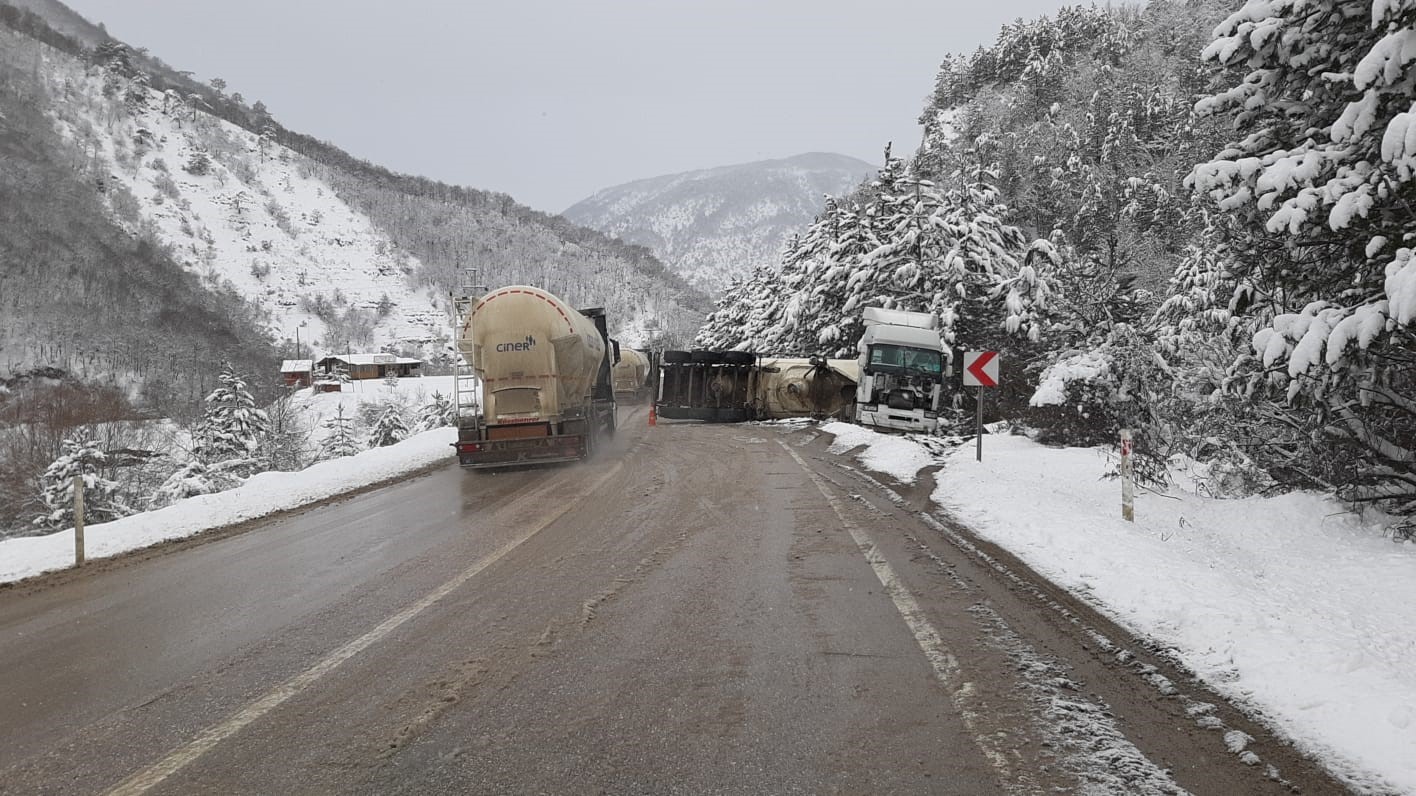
106 459 626 796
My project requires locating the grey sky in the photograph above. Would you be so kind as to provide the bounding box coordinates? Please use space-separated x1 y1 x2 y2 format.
64 0 1078 213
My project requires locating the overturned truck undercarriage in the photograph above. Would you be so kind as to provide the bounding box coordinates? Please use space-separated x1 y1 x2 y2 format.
655 350 858 423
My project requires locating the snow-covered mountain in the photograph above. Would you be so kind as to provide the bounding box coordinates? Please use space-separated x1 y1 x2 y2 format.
0 2 708 392
563 153 875 294
42 51 446 355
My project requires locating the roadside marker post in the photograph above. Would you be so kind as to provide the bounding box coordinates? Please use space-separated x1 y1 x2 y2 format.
962 351 999 462
1120 428 1135 522
73 475 85 567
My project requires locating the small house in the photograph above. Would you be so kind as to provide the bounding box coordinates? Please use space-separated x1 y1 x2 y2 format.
280 359 313 388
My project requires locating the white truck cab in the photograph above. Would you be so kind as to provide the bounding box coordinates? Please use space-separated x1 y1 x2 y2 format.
854 307 946 434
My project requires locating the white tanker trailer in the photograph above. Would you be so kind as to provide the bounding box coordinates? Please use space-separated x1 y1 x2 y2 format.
612 347 652 401
454 285 618 468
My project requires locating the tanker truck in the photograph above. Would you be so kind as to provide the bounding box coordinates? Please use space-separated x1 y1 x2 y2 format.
454 285 618 468
611 347 653 402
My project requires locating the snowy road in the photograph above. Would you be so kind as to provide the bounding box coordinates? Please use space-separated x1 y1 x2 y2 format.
0 409 1350 794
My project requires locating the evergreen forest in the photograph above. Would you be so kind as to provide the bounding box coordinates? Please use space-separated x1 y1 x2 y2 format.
698 0 1416 532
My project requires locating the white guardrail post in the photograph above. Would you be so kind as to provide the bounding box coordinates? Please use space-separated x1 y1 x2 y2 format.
73 474 86 567
1120 428 1134 522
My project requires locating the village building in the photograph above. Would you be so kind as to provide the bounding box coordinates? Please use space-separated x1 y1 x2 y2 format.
314 353 423 381
279 359 313 388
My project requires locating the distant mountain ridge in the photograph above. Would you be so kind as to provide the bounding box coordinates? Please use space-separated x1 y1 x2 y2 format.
564 153 875 294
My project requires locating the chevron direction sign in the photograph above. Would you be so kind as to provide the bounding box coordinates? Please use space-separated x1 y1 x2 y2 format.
963 351 999 388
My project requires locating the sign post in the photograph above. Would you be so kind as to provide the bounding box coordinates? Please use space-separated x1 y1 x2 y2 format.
73 475 85 567
962 351 999 461
1120 428 1134 522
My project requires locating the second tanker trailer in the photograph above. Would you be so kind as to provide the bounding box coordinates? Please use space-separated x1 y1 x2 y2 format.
454 285 619 468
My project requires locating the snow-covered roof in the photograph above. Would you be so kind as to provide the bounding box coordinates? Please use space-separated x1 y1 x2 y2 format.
860 323 943 350
280 359 313 373
862 306 938 331
317 354 422 366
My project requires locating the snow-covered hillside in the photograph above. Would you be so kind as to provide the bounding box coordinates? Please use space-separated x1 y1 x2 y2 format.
563 153 874 294
40 48 447 357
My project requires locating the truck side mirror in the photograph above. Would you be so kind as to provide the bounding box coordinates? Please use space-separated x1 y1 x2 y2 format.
611 340 621 364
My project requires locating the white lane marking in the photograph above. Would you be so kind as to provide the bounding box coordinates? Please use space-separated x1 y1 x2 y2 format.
779 441 1033 793
107 460 625 796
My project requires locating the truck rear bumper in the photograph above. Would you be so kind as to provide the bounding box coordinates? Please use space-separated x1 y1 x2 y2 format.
453 435 587 468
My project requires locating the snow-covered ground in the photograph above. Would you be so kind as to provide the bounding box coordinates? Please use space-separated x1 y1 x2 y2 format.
290 374 473 446
0 427 455 584
827 425 1415 795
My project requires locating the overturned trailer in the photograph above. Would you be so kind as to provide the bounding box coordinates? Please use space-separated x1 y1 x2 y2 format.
656 351 858 422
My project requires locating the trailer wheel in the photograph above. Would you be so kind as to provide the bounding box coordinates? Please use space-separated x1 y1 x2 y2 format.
663 350 690 364
690 349 724 364
721 350 756 365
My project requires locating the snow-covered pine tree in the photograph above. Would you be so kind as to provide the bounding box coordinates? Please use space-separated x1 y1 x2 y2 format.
413 391 456 432
34 436 132 529
147 459 244 508
192 364 269 475
793 195 878 356
695 275 753 351
367 403 409 448
695 265 786 352
318 404 360 460
259 393 311 472
1190 0 1416 521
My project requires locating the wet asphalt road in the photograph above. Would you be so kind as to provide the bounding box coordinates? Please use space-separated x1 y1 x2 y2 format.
0 408 1352 795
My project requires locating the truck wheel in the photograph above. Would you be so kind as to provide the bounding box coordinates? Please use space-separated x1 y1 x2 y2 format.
690 349 724 364
722 350 755 365
663 350 690 364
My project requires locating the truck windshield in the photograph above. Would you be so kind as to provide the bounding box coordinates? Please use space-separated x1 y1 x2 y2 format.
868 344 942 375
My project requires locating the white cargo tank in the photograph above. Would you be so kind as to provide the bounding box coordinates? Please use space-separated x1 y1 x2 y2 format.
755 358 858 419
461 286 607 425
612 347 651 398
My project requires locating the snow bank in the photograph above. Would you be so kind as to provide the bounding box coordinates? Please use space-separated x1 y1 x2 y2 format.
935 435 1416 795
820 421 935 483
1030 350 1111 406
0 428 455 585
811 421 1413 792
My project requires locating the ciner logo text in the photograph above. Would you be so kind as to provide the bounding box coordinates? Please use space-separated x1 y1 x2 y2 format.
496 335 536 353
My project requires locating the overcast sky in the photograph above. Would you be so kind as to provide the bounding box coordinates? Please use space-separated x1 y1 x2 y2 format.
64 0 1078 213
